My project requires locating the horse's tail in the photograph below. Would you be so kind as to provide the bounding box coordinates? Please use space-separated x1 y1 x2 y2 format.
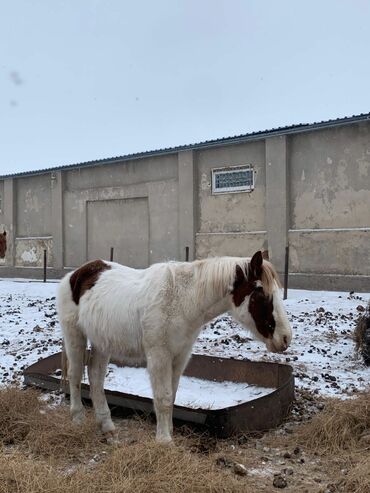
57 271 83 394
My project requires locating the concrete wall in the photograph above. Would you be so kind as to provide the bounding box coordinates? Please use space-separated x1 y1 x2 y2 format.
288 122 370 281
13 174 53 268
0 119 369 290
63 155 179 268
195 141 267 258
16 174 52 237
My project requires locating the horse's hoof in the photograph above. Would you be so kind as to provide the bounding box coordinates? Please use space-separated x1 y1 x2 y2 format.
103 430 119 445
72 413 85 426
156 436 173 446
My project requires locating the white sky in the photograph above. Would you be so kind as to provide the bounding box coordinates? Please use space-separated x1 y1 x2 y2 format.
1 0 370 175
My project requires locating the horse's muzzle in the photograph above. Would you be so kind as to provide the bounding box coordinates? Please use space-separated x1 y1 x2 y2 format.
266 336 290 353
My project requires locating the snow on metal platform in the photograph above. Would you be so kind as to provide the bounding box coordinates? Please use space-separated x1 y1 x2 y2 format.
24 352 294 437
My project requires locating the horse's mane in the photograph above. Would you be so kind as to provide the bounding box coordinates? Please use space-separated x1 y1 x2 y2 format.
174 256 281 300
260 259 282 294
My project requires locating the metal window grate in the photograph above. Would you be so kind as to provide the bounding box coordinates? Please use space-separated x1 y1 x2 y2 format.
212 166 254 193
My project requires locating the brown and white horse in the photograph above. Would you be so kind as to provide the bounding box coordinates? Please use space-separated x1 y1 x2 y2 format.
0 231 7 259
57 251 292 443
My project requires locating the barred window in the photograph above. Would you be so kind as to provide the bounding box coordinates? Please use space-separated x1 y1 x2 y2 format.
212 166 254 194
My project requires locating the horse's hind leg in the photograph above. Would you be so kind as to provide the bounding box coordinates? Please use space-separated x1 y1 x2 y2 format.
169 350 192 434
88 346 115 435
63 324 86 424
146 348 173 444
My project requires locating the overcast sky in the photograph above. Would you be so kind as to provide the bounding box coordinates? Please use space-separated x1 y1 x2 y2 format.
1 0 370 175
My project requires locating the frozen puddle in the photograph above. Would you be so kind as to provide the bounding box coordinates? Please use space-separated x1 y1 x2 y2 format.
56 364 276 410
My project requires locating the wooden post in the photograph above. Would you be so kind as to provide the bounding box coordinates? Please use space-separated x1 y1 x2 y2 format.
43 249 47 283
110 247 114 262
185 246 189 262
283 245 289 300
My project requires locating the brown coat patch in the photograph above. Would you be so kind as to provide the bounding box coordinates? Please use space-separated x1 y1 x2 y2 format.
0 231 7 259
231 251 275 339
231 251 263 307
248 288 275 338
69 260 111 305
231 265 254 307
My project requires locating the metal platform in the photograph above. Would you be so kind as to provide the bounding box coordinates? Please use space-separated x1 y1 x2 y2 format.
24 352 294 437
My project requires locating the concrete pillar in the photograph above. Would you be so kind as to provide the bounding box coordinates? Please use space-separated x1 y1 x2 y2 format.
178 150 196 261
51 171 64 269
3 178 16 266
265 135 289 273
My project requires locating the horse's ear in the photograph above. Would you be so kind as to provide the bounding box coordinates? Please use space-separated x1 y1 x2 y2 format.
3 230 6 236
233 265 245 288
250 251 263 279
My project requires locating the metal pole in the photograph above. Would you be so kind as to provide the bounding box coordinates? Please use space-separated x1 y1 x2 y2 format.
185 246 189 262
43 249 47 283
110 247 114 262
283 245 289 300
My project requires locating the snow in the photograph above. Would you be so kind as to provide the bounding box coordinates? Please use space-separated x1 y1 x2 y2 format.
0 279 369 400
52 365 275 410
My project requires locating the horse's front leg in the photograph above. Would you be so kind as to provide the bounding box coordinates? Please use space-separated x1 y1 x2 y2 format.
88 346 115 437
146 348 173 444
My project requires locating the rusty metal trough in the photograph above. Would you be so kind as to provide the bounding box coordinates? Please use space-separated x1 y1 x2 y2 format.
24 352 294 437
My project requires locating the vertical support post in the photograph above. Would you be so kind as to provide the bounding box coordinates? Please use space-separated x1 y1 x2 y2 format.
265 135 289 275
178 150 196 261
51 171 64 270
283 245 289 300
110 247 114 262
43 249 47 283
3 178 16 267
185 246 189 262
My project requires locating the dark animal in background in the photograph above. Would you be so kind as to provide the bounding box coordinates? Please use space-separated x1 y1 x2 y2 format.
354 301 370 366
0 230 7 258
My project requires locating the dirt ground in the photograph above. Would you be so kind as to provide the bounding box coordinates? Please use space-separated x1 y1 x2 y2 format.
0 386 369 493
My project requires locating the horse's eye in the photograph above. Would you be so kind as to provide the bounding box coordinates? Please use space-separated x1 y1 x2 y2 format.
267 323 274 333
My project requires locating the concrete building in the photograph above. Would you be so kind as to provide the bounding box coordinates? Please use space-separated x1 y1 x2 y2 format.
0 113 369 291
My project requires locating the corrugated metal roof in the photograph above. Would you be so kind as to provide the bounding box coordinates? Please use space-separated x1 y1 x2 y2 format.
1 112 370 179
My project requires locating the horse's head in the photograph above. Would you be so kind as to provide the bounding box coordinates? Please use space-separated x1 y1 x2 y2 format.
0 230 7 259
230 251 292 353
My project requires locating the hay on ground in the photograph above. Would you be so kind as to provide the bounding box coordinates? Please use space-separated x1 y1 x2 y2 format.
0 387 101 460
297 391 370 453
341 455 370 493
0 387 248 493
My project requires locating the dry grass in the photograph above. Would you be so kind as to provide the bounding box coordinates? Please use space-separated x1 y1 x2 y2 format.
0 387 248 493
0 443 249 493
341 455 370 493
297 390 370 453
0 386 102 460
2 386 370 492
0 454 70 493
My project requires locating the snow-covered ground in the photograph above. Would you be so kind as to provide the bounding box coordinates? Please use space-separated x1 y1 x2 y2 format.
0 279 369 399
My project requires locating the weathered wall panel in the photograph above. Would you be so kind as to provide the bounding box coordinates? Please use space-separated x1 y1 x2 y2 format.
196 142 266 234
63 179 178 268
196 232 267 259
15 238 53 267
65 154 178 191
16 174 52 237
289 229 370 275
0 180 4 219
289 123 370 229
87 198 149 268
